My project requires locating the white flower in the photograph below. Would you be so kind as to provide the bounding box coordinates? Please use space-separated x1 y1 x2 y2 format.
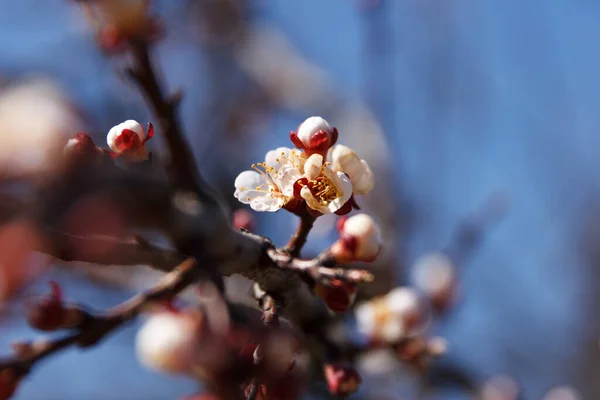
234 147 304 212
412 252 456 307
355 287 427 344
290 116 338 156
332 213 382 262
298 153 353 214
135 311 202 374
106 119 153 161
330 144 374 196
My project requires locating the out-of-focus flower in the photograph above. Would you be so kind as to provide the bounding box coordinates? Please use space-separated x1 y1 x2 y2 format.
355 287 427 344
412 252 457 311
234 147 304 212
543 387 580 400
294 154 352 215
313 280 357 313
330 144 375 196
481 374 520 400
77 0 161 53
331 214 382 263
0 79 82 176
323 363 361 397
232 209 255 231
290 116 338 157
135 309 204 374
107 119 154 161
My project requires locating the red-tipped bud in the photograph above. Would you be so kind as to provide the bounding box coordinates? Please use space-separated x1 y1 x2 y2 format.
24 282 84 331
331 214 382 263
289 116 338 156
107 120 153 161
324 363 361 397
314 280 357 313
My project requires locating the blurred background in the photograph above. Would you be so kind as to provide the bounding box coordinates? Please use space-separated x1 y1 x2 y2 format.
1 0 599 399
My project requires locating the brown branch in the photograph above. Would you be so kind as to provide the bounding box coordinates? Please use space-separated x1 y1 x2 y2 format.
284 213 316 257
0 258 199 379
126 40 216 202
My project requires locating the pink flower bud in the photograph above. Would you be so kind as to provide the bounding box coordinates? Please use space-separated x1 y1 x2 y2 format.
323 363 361 397
290 116 338 156
135 310 203 374
232 209 254 231
24 282 83 332
313 280 357 313
106 120 153 161
331 214 382 263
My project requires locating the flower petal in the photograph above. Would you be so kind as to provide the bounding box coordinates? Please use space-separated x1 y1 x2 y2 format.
304 153 324 180
265 147 293 170
276 166 303 197
353 160 375 195
234 171 270 204
326 172 353 213
250 195 284 212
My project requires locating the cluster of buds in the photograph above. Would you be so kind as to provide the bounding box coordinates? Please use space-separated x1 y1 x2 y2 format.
74 0 162 54
24 282 87 332
354 287 428 345
63 119 154 165
234 116 375 216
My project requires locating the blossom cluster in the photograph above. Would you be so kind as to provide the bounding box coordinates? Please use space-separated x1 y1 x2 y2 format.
234 116 374 216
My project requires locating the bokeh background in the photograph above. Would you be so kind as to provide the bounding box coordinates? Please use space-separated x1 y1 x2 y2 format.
1 0 599 399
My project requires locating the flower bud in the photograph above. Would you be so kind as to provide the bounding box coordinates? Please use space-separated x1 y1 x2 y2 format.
412 252 457 312
232 209 254 231
24 282 85 331
331 214 382 263
135 310 203 374
289 116 338 156
355 287 428 344
106 119 154 161
543 387 580 400
313 280 357 313
323 363 361 397
331 144 375 195
63 133 103 165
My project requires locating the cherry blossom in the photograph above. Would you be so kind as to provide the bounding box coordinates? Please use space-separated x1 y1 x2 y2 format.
330 144 375 196
234 147 305 212
290 116 338 156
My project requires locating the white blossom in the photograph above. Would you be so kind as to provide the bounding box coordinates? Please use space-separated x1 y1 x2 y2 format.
234 147 304 212
135 311 202 374
330 144 374 196
298 153 352 214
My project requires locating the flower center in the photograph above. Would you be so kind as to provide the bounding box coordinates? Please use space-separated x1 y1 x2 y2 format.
308 175 340 205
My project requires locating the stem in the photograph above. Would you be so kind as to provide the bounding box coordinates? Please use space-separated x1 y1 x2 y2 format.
285 214 316 257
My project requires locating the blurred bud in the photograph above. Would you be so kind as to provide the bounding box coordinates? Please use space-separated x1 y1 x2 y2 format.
313 280 357 313
135 309 204 374
260 330 299 376
412 252 457 312
0 79 82 176
355 287 428 344
331 214 382 263
330 144 375 196
543 387 580 400
25 282 86 331
290 116 338 156
0 368 20 399
323 363 361 397
481 375 520 400
394 336 446 367
63 133 104 165
232 209 254 231
107 120 154 161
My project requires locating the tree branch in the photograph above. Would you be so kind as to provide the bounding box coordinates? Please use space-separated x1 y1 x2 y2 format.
284 213 316 258
0 258 199 379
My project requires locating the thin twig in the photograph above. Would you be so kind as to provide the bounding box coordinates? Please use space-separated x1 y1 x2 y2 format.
0 258 199 379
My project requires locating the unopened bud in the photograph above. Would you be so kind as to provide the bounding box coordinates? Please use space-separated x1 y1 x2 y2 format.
290 116 338 156
63 133 103 164
106 119 153 161
314 280 357 313
412 252 457 312
25 282 85 331
135 310 204 374
331 214 382 263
